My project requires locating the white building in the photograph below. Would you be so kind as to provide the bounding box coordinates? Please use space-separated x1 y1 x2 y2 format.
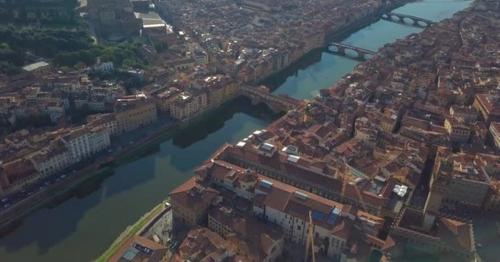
61 125 111 162
88 126 111 153
29 141 73 177
252 177 388 259
196 158 387 260
87 114 120 137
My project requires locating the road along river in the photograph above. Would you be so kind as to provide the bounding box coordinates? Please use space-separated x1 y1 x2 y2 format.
0 1 472 261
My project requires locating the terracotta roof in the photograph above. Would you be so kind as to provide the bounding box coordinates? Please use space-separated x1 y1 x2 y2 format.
208 205 283 259
439 217 475 252
169 177 218 211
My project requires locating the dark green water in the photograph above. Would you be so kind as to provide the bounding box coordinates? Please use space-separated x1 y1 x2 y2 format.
0 1 473 261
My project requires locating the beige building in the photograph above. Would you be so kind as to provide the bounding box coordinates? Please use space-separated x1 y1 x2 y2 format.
489 122 500 149
173 228 234 262
208 205 285 262
169 91 208 121
169 177 218 226
385 208 478 262
252 177 385 259
425 147 498 212
485 183 500 212
153 87 181 114
444 117 471 143
195 158 387 260
114 94 157 133
473 94 500 125
449 105 477 123
202 75 238 107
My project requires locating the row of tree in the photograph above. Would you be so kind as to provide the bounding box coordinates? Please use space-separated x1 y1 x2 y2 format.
0 0 78 25
0 25 93 57
0 25 146 74
54 42 145 68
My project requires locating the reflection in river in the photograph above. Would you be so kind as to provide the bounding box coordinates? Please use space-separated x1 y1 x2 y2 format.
0 98 275 262
268 0 471 100
0 1 473 261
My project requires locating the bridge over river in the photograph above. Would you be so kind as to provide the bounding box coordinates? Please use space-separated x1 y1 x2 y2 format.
326 42 376 60
0 2 477 262
240 85 304 113
381 12 434 28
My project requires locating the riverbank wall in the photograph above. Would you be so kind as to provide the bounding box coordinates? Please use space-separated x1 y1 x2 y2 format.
0 120 179 232
259 0 413 87
0 0 412 233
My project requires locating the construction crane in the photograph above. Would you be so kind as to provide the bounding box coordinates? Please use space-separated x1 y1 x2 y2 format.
304 210 316 262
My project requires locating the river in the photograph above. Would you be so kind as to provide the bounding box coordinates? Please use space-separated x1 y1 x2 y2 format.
0 1 472 261
269 0 472 99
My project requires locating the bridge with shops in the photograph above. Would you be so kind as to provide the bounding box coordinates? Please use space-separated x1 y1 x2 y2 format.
240 86 303 113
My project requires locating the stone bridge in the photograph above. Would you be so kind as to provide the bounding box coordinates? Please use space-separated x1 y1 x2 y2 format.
381 12 434 28
240 85 303 113
326 42 376 61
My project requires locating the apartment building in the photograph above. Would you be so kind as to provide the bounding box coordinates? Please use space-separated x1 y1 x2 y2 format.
114 94 157 133
208 205 285 261
173 228 234 262
489 122 500 149
194 158 387 260
473 94 500 125
153 87 181 114
61 125 111 162
444 117 471 143
169 91 208 121
198 75 238 107
0 158 38 185
169 177 218 226
29 140 72 177
425 147 499 212
385 208 478 262
253 177 385 259
87 113 120 137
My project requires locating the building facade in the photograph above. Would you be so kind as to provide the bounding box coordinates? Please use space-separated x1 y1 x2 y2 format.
115 95 158 133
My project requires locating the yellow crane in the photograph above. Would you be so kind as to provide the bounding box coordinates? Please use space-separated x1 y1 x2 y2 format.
304 210 316 262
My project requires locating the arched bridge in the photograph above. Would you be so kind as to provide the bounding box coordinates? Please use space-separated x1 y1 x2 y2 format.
381 12 434 28
240 85 303 113
326 42 376 61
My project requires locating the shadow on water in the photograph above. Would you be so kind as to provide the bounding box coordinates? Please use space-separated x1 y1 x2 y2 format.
0 2 475 261
0 170 117 254
70 96 280 204
102 152 170 198
172 96 280 148
261 48 324 91
0 187 103 255
0 96 278 257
